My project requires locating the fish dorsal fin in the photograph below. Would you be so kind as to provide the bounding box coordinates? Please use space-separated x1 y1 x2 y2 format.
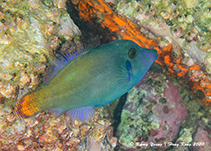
44 48 84 83
66 106 95 121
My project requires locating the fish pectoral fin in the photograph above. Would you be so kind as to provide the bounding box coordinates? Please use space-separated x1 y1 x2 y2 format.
66 106 95 121
117 65 130 88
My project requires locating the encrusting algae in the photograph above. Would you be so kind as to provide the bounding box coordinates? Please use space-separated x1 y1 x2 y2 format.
69 0 211 106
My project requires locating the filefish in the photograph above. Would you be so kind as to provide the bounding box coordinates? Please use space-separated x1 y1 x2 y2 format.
15 40 158 120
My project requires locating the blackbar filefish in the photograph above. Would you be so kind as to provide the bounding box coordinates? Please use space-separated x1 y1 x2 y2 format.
15 40 158 120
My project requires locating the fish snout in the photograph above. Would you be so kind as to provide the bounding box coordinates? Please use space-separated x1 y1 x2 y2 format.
139 48 159 62
150 48 159 60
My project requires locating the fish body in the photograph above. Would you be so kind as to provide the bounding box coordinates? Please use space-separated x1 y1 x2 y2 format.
16 40 158 119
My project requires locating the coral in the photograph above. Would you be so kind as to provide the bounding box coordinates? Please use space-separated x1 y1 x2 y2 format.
193 127 211 151
114 67 210 150
0 0 81 99
18 72 31 89
0 105 117 150
115 70 187 150
0 81 17 99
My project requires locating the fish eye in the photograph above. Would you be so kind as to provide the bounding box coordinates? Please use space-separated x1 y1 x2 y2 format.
128 48 137 59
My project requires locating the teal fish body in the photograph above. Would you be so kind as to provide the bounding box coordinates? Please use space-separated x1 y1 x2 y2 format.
16 40 158 119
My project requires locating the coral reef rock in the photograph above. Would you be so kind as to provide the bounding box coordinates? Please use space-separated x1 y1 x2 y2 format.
0 106 117 150
115 69 187 150
0 0 81 99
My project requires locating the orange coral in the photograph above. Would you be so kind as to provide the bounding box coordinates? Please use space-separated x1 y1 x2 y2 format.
70 0 211 106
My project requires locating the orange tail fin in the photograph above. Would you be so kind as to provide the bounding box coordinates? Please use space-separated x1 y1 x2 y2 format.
15 93 40 118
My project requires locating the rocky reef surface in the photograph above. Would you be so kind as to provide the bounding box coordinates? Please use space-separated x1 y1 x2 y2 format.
114 65 211 150
116 69 187 150
0 0 81 99
0 105 117 150
115 0 211 65
0 0 211 150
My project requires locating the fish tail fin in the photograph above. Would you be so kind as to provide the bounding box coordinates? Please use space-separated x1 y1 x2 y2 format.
15 92 42 118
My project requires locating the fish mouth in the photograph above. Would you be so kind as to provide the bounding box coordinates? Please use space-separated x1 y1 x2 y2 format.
141 48 159 61
150 48 159 60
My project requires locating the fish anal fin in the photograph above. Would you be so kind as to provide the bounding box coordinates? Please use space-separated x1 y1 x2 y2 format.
49 109 64 118
66 106 95 121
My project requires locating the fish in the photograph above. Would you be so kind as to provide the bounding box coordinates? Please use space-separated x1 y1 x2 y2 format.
15 40 158 120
